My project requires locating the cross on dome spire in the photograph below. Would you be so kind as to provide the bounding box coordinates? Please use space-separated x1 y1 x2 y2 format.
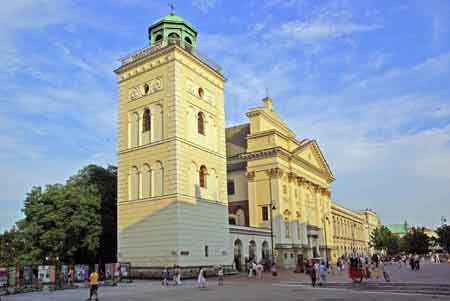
169 3 175 15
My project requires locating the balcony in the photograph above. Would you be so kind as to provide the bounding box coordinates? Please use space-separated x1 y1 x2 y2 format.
118 38 221 73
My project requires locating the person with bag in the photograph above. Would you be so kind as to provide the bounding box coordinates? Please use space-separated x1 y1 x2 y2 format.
88 269 99 301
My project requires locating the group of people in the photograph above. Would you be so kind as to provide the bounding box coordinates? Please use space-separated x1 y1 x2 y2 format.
161 265 225 289
306 260 328 287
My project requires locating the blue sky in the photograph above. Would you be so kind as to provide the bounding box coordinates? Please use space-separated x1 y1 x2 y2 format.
1 0 449 231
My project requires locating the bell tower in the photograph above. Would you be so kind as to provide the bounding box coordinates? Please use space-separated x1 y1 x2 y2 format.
115 12 231 274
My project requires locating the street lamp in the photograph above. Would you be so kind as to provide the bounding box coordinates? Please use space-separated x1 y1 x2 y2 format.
322 215 330 268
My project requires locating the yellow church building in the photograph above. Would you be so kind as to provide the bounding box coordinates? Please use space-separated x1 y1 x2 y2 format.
114 12 380 275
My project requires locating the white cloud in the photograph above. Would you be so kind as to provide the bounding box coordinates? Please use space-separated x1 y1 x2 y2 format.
192 0 217 13
276 20 381 43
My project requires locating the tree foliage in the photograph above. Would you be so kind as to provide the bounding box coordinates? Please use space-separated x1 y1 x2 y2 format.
0 165 117 266
401 227 430 255
370 226 399 255
435 224 450 252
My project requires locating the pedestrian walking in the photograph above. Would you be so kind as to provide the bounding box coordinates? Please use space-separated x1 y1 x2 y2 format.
271 263 278 277
308 261 317 287
318 261 327 286
414 254 420 271
173 265 182 286
88 269 99 301
256 262 263 279
217 265 224 286
162 268 169 286
197 268 207 288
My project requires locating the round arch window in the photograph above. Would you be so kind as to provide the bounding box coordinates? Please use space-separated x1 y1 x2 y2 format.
198 87 204 98
144 83 150 94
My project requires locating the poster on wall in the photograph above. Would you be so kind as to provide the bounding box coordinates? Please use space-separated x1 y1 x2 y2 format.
75 265 89 282
120 263 130 278
8 267 16 287
105 264 113 280
38 266 50 283
15 266 22 287
113 263 121 278
23 266 33 285
48 266 56 283
0 267 8 287
59 265 68 284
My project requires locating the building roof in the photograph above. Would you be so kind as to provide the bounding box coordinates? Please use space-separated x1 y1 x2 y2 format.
386 224 408 234
225 123 250 158
152 13 197 33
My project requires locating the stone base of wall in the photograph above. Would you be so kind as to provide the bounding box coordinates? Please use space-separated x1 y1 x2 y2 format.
130 265 235 279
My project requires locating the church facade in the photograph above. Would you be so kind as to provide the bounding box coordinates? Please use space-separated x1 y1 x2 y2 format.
114 12 380 274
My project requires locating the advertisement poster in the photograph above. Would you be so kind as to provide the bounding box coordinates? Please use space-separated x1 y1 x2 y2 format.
8 267 16 287
48 266 56 283
113 263 121 278
59 265 68 284
75 265 89 282
0 267 8 287
23 266 33 285
15 266 22 287
105 264 113 280
38 266 50 283
120 263 130 278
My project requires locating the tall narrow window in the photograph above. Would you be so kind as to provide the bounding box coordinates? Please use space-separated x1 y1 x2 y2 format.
143 108 151 132
284 218 290 238
197 112 205 135
262 206 269 221
199 165 207 188
227 180 235 195
204 245 209 257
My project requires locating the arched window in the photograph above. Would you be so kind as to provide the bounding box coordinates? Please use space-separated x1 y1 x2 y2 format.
249 241 257 261
129 166 139 200
184 36 192 45
141 164 151 198
143 109 151 132
129 112 139 147
285 218 290 238
151 161 163 197
155 34 163 43
197 112 205 135
168 32 180 45
150 104 163 142
199 165 207 188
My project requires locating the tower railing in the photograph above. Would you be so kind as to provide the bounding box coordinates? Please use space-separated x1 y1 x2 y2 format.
118 38 221 72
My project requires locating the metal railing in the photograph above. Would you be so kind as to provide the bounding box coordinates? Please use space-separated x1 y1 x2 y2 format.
118 38 221 72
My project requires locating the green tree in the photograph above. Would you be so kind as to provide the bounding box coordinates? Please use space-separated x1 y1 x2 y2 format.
370 226 399 255
435 224 450 252
10 164 117 265
67 165 117 263
401 227 430 254
0 227 25 266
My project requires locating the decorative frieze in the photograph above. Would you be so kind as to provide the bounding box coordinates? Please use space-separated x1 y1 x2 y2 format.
245 171 256 180
129 77 163 101
267 167 284 178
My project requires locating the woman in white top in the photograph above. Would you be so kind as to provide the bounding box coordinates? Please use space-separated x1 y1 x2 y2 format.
197 268 206 288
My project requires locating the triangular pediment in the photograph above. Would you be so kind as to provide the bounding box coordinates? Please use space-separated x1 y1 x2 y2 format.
292 140 334 181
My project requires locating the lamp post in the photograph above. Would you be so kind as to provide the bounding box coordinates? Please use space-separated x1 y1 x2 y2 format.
322 215 330 268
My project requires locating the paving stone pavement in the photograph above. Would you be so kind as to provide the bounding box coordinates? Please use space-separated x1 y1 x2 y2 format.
1 262 449 300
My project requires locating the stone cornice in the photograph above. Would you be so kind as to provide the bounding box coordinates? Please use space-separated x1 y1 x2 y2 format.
115 45 225 88
241 146 333 183
245 107 296 138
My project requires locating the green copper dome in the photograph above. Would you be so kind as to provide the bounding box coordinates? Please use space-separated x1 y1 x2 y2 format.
152 13 197 33
148 13 197 51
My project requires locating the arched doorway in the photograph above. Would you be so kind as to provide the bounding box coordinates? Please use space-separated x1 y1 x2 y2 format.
249 240 257 262
234 239 243 271
262 241 270 260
